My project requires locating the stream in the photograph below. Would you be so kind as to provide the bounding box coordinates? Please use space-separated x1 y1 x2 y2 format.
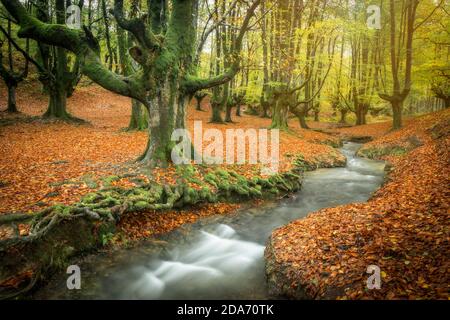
34 142 385 300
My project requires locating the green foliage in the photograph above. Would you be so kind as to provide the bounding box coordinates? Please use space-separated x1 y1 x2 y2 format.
101 232 115 246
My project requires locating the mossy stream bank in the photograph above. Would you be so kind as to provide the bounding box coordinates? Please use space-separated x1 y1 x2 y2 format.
0 151 346 299
29 142 384 299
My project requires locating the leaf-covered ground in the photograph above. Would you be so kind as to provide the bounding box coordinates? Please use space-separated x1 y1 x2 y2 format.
0 83 343 240
267 109 450 300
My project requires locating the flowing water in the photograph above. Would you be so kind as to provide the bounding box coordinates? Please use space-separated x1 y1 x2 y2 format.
35 142 385 300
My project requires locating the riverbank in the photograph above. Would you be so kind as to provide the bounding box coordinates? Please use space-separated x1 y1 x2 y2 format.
265 109 450 300
0 84 345 297
30 141 384 299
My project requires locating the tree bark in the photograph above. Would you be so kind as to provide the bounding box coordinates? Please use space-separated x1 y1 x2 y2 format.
194 93 207 111
339 109 347 124
298 110 309 129
128 100 148 131
224 95 233 123
43 85 70 119
139 82 179 167
210 100 224 123
40 0 81 121
101 0 114 70
6 83 18 113
270 95 289 130
392 100 403 130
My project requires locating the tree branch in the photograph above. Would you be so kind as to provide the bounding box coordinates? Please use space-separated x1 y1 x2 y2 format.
195 0 239 62
111 0 161 50
183 0 261 92
0 24 45 75
0 0 147 103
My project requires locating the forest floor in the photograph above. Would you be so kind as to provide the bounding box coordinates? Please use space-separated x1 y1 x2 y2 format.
1 83 448 299
0 82 343 239
266 108 450 300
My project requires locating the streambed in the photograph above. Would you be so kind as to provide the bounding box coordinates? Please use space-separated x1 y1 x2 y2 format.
34 142 385 300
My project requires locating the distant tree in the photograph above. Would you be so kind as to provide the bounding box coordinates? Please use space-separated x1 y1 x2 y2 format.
379 0 419 129
0 21 28 113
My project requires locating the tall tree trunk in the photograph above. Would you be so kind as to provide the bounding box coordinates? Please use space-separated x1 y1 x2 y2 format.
224 89 233 123
101 0 114 70
210 102 223 123
298 109 309 129
271 95 289 130
444 98 450 109
392 100 403 130
379 0 418 129
355 105 365 125
139 82 180 167
43 0 71 120
196 98 203 111
194 91 208 111
210 3 224 124
128 100 148 131
260 0 270 119
314 108 319 122
6 83 18 113
44 84 70 119
339 109 347 124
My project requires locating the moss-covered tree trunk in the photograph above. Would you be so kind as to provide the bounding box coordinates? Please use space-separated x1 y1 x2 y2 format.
139 82 191 167
128 100 148 131
224 84 233 123
210 91 224 123
355 102 368 125
44 85 70 119
392 100 403 130
271 99 289 130
116 1 148 131
194 91 207 111
101 0 114 70
42 57 71 120
40 0 80 121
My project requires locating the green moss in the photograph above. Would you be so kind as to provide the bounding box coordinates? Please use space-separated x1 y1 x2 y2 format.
358 145 408 159
101 175 120 187
133 200 151 211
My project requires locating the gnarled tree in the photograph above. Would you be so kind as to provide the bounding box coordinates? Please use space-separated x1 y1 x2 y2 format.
379 0 419 129
2 0 261 167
